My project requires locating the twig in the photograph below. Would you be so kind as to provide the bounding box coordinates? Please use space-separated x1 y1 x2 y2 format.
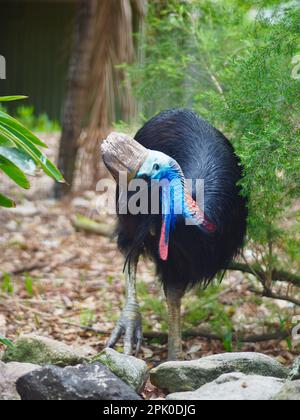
242 252 265 286
217 278 244 299
0 299 55 319
249 287 300 307
71 214 113 237
0 253 79 279
63 321 290 344
229 262 300 287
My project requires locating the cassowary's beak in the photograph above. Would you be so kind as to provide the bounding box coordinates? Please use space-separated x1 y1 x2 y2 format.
101 132 149 183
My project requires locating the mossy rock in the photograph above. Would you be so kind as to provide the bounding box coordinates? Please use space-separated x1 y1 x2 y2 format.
273 381 300 400
2 335 88 367
150 352 289 394
289 357 300 381
92 348 149 392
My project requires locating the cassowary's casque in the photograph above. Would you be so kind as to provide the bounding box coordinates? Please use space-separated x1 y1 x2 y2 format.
104 109 248 360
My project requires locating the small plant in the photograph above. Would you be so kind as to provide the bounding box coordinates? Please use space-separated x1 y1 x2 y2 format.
0 334 15 349
0 96 64 208
1 272 14 295
80 309 96 327
24 273 35 297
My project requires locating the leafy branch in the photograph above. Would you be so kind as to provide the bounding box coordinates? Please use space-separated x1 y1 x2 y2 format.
0 96 64 208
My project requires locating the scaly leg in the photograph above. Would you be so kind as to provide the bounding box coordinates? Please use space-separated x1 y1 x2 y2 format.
107 260 142 356
165 287 184 361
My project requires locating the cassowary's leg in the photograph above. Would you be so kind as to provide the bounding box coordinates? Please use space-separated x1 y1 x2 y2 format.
107 260 142 356
165 287 185 361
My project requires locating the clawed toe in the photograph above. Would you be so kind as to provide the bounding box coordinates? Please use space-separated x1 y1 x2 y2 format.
107 309 143 357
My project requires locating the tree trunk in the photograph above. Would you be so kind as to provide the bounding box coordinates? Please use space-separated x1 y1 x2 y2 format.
55 0 147 195
54 0 97 198
77 0 147 192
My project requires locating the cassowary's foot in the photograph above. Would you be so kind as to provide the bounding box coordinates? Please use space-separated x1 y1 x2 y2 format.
107 302 142 356
165 287 184 361
107 260 142 356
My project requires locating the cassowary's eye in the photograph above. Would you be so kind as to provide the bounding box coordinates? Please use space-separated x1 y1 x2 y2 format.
153 163 160 171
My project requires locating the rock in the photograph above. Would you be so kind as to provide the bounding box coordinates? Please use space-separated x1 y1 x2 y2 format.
71 197 91 208
93 348 149 392
2 335 87 367
167 372 285 401
10 201 39 217
16 363 142 400
0 361 40 400
289 357 300 381
273 380 300 400
150 352 289 393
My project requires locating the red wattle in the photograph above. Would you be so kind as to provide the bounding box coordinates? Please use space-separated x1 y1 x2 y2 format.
159 221 169 261
185 192 217 233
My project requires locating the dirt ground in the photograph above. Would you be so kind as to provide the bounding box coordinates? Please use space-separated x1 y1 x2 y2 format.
0 134 299 398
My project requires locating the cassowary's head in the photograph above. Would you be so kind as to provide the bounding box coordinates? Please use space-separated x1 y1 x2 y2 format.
136 150 178 181
136 150 183 261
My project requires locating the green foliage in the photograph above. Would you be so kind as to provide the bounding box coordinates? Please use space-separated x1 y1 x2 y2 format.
80 309 96 327
0 96 64 207
0 334 15 349
14 106 60 133
24 273 35 297
129 0 300 276
0 102 60 133
137 282 168 331
184 284 235 350
1 272 14 295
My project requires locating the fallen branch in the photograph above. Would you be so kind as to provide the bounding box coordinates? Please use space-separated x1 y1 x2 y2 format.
228 262 300 287
249 287 300 307
0 262 48 279
144 330 289 343
0 299 56 319
71 214 113 237
0 253 79 279
63 321 290 344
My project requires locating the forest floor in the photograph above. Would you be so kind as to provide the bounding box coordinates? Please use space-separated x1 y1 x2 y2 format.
0 134 299 399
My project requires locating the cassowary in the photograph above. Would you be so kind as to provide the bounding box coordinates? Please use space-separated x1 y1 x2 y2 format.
104 109 247 360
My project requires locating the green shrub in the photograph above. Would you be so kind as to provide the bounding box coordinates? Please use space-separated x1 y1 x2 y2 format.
129 0 300 288
0 103 60 133
14 106 60 133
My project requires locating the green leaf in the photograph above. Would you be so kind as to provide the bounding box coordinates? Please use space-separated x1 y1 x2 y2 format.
0 122 64 183
24 273 34 297
0 96 28 102
0 110 48 148
0 146 38 176
0 193 16 208
2 272 14 295
0 334 15 349
0 133 15 148
0 155 30 189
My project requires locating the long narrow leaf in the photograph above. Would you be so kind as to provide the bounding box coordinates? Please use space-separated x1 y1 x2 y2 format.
0 122 64 183
0 193 16 208
0 110 48 148
0 155 30 189
0 133 16 147
0 146 38 176
0 334 15 348
0 96 28 102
